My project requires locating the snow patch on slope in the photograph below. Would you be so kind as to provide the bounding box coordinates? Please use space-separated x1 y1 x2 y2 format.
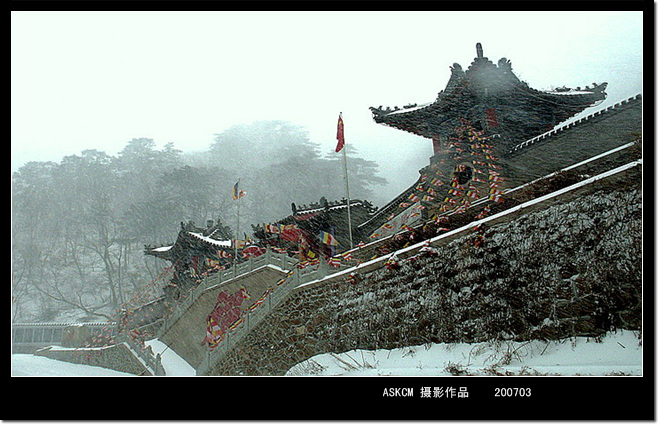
286 331 641 376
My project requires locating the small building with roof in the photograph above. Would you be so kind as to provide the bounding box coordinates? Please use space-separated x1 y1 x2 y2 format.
145 219 235 301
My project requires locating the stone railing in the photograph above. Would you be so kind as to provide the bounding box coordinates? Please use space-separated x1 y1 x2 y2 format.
157 249 297 339
117 332 165 376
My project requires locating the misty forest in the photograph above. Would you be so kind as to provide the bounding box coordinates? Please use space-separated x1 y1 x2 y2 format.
12 120 387 323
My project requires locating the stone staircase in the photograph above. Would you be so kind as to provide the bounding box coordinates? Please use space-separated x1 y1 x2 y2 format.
156 248 356 370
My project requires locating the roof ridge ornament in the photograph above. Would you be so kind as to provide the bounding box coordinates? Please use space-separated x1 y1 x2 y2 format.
368 43 608 143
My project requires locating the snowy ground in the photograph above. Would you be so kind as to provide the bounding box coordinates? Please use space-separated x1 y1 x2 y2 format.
145 338 196 376
12 331 640 377
11 354 135 376
286 331 642 376
11 339 196 376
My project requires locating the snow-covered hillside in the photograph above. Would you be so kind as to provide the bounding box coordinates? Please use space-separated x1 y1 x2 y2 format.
286 330 641 376
13 330 640 376
11 354 135 376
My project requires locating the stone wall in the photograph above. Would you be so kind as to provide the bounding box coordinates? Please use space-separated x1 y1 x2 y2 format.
35 343 152 376
208 168 641 375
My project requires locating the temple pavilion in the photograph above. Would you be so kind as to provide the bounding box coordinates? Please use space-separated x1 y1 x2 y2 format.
362 43 608 239
253 197 378 257
370 43 607 158
145 219 235 301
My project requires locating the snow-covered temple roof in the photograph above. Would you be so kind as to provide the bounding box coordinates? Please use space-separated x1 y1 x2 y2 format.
370 43 608 147
145 220 233 262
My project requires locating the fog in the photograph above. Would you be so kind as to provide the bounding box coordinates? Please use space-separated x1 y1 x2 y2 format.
10 8 644 367
11 10 642 201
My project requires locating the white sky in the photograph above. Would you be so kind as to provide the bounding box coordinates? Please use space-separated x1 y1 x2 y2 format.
11 10 643 198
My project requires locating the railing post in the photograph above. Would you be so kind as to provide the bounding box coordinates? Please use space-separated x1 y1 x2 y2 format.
318 258 328 279
155 353 165 376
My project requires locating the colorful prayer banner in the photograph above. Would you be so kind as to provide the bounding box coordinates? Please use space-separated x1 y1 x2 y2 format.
319 231 339 246
232 181 246 200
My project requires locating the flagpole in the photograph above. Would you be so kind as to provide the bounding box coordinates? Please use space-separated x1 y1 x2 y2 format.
330 225 336 257
339 113 354 250
235 178 241 266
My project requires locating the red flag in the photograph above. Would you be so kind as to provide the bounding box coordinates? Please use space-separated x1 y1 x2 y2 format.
335 113 345 152
280 226 302 243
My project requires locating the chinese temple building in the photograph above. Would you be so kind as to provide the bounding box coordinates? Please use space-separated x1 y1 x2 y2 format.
145 198 379 302
253 197 378 258
145 219 235 301
362 43 619 240
370 43 607 158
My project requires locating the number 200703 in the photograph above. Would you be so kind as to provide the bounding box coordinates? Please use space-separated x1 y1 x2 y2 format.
494 388 532 397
